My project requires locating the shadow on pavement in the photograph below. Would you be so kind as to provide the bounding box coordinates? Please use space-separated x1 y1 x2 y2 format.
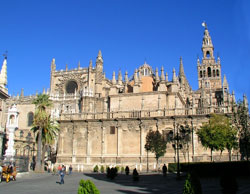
84 173 184 194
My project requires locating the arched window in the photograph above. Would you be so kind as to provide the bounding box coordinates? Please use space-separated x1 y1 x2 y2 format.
9 115 15 124
207 67 211 77
200 71 202 78
216 69 220 77
27 112 34 126
213 69 216 77
206 51 210 58
203 70 206 77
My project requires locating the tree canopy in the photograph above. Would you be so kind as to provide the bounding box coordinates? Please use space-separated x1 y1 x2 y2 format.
197 114 238 161
145 130 167 164
232 100 250 160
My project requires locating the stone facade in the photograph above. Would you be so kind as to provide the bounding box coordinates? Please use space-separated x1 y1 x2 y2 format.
5 25 248 170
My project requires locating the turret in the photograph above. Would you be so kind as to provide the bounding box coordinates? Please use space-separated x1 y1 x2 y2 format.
0 55 8 93
172 68 177 83
155 68 160 82
51 58 56 72
118 70 122 85
95 50 103 84
112 71 116 85
223 75 229 93
125 71 128 84
160 66 165 81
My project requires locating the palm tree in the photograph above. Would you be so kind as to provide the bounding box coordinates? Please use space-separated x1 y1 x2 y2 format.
32 115 59 170
32 94 52 172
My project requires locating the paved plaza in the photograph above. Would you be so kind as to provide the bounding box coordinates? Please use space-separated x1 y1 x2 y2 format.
0 172 250 194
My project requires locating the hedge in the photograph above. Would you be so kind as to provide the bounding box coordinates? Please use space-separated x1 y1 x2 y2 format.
168 161 250 177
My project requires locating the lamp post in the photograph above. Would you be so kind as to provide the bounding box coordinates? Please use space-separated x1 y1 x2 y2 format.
26 133 32 158
145 143 150 173
169 125 182 179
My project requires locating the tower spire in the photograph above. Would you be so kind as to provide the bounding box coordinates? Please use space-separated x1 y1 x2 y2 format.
0 54 8 93
179 56 185 77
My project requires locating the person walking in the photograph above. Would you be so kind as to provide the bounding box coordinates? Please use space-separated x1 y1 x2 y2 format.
57 165 62 176
162 164 167 177
69 165 72 175
60 165 65 184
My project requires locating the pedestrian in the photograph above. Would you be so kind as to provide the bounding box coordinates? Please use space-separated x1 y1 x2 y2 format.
69 165 73 175
125 166 130 175
133 168 139 181
60 165 65 184
58 165 62 176
162 164 167 177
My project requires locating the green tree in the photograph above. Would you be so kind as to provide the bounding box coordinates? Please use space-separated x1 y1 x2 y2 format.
232 100 250 160
32 94 52 172
145 130 167 166
32 115 59 170
179 124 192 162
197 114 236 161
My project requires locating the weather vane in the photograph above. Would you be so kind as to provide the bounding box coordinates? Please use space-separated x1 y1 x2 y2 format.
202 21 207 29
3 50 8 59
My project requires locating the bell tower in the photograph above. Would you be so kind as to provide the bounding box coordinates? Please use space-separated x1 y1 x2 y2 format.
197 23 222 90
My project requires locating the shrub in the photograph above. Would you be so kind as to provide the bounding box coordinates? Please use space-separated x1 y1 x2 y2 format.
183 173 202 194
100 165 105 173
115 166 120 173
93 165 99 173
168 161 250 177
121 166 125 174
78 179 100 194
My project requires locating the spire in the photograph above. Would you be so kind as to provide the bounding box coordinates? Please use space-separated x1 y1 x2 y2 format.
160 66 165 81
232 90 236 104
65 64 68 71
0 55 8 93
96 50 103 63
165 72 168 82
201 22 214 59
172 68 177 83
179 57 185 77
125 71 128 84
89 59 93 69
20 88 24 98
112 71 116 85
43 88 46 94
51 58 56 72
118 70 122 85
202 22 213 48
223 75 229 92
155 68 160 82
78 61 80 69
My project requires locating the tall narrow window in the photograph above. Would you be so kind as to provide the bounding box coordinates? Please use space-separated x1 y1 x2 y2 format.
206 51 210 58
207 67 211 77
27 112 34 126
200 71 202 78
203 70 206 77
216 69 220 77
213 69 216 77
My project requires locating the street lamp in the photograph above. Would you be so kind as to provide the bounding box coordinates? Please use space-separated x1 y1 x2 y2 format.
26 132 33 158
168 126 182 179
145 143 150 173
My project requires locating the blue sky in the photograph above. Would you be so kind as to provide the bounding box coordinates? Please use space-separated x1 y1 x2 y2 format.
0 0 249 101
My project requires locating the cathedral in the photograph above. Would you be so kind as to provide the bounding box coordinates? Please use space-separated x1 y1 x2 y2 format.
2 25 249 170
